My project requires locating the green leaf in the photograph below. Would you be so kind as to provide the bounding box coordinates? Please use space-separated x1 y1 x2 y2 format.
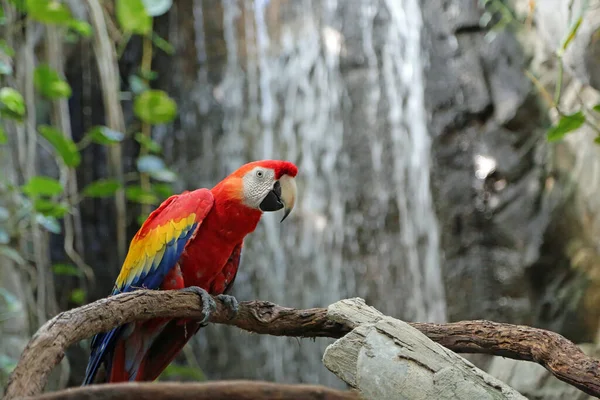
134 90 177 124
34 64 72 99
129 75 149 94
22 176 64 197
137 154 165 173
559 16 583 54
0 126 7 144
149 169 177 182
33 198 69 217
0 87 25 121
135 132 162 153
142 0 172 16
82 179 121 198
52 263 82 277
547 111 586 142
39 125 81 167
69 288 86 305
139 69 158 81
116 0 151 35
125 185 158 205
35 214 61 233
0 245 25 265
86 125 125 145
593 104 600 113
137 155 177 182
68 20 92 37
25 0 72 25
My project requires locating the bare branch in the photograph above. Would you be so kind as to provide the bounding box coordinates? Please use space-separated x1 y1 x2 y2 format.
5 290 600 399
29 381 359 400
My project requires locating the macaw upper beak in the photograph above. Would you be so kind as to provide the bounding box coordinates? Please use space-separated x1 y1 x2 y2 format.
258 175 297 222
278 174 296 222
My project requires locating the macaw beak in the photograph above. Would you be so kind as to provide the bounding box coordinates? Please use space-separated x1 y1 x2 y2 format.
258 175 297 222
278 174 297 222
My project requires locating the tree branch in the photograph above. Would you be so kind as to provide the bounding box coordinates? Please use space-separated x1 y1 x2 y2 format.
5 290 600 399
29 381 359 400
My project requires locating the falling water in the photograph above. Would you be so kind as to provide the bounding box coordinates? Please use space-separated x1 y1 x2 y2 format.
170 0 446 387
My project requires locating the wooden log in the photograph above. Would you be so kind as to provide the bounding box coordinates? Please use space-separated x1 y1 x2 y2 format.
323 298 526 400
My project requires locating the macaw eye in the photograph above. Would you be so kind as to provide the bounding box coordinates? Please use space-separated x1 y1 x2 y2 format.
256 170 264 178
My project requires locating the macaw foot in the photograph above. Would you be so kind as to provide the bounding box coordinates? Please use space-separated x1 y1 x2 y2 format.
216 294 239 319
181 286 216 327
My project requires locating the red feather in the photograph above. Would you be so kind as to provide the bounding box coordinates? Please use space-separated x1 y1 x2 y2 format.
84 160 298 384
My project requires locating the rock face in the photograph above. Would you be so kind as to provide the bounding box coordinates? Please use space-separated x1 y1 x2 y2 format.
421 0 557 325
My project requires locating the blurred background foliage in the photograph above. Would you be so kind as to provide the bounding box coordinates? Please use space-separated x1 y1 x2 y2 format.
3 0 600 397
0 0 195 386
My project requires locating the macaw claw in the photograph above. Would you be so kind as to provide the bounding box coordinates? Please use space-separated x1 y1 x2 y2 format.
217 294 239 319
181 286 216 327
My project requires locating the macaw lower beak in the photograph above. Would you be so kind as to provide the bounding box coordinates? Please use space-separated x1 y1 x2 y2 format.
258 175 297 222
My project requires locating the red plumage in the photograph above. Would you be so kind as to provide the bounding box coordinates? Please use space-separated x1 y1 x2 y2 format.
83 160 298 385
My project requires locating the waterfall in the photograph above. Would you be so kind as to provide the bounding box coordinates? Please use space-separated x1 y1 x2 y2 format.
178 0 446 387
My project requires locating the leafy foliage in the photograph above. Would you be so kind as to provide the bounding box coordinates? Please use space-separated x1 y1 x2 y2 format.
137 155 177 183
52 263 82 277
0 0 186 384
25 0 72 25
86 126 125 145
135 132 162 153
38 125 80 167
143 0 173 17
82 179 121 198
0 87 25 121
33 64 72 99
134 89 178 124
116 0 151 35
547 112 586 142
22 176 63 197
69 288 86 305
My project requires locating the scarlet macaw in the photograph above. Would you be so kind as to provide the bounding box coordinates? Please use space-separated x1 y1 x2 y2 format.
83 160 298 384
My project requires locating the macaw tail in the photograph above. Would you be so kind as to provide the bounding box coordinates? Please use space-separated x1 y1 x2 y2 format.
83 318 201 384
83 326 123 385
133 319 202 381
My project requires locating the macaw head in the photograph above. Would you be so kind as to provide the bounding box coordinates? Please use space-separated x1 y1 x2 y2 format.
214 160 298 222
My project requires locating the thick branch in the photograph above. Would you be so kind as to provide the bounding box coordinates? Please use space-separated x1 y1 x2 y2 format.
412 320 600 397
5 290 600 399
29 381 359 400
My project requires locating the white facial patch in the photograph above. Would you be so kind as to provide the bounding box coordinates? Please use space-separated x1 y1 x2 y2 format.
242 167 276 209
